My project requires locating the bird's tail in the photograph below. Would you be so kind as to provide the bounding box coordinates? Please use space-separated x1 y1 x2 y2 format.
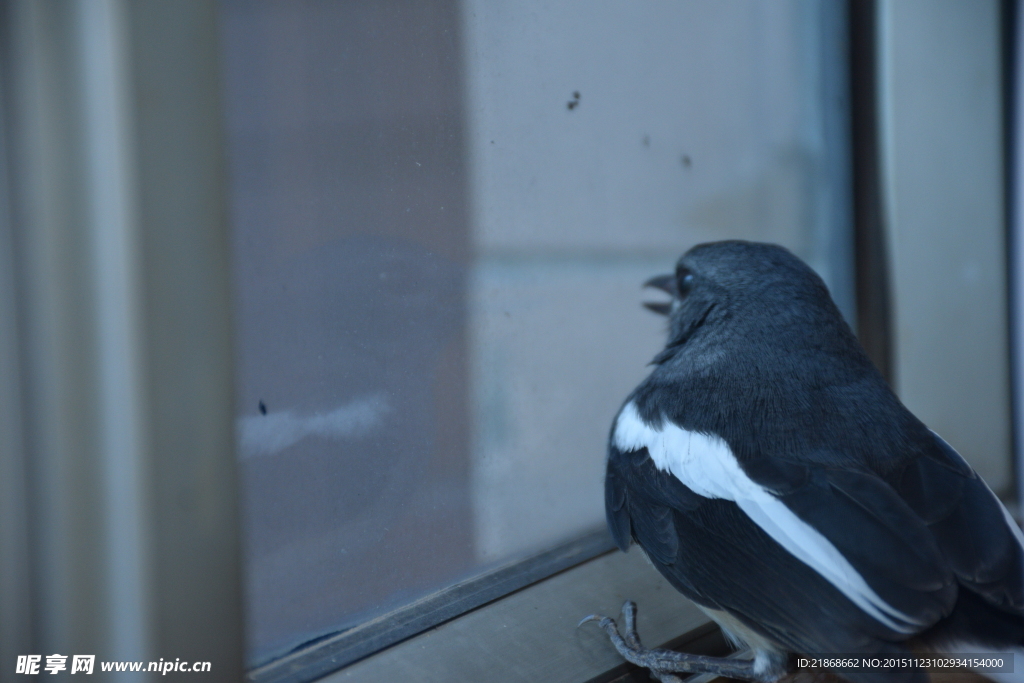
925 585 1024 650
922 587 1024 683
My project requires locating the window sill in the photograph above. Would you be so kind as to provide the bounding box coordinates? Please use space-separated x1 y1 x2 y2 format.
317 546 718 683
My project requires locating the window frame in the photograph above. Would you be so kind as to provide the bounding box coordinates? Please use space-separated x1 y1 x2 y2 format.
312 546 722 683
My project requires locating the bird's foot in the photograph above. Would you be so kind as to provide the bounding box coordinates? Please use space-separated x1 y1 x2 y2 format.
579 601 785 683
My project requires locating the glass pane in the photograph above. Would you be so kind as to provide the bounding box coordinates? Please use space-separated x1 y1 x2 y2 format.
219 0 852 666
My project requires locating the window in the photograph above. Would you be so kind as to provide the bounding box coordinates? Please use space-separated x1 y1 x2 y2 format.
220 0 855 676
0 3 1013 682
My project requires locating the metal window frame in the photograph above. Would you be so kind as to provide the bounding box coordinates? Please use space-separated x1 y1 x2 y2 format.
249 530 615 683
316 546 722 683
1010 0 1024 511
849 0 894 381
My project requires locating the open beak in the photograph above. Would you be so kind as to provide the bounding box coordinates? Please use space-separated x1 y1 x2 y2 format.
643 274 675 316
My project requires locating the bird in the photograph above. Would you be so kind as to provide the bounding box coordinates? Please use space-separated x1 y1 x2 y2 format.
581 240 1024 683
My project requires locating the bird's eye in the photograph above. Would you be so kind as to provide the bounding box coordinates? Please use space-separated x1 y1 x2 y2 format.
676 267 694 296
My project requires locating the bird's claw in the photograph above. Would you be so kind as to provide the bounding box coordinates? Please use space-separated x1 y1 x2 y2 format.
578 602 641 639
576 613 610 629
580 600 773 683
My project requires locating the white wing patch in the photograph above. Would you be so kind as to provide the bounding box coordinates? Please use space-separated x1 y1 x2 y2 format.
614 401 926 634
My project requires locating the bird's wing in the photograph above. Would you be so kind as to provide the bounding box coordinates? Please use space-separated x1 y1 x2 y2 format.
895 432 1024 613
608 402 982 646
608 440 927 661
606 444 702 562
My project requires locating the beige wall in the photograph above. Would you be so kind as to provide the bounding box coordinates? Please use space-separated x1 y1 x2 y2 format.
462 0 854 562
879 0 1011 493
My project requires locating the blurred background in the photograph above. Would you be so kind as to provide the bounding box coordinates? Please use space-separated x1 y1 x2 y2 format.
0 0 1017 681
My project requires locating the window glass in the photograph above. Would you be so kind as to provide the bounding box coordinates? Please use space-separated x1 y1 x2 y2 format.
220 0 852 666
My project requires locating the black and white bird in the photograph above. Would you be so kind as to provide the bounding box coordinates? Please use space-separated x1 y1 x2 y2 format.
583 241 1024 683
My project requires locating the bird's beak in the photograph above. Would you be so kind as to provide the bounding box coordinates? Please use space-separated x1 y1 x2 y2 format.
643 274 675 316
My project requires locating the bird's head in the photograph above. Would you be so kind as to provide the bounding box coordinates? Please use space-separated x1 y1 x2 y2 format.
643 240 847 355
